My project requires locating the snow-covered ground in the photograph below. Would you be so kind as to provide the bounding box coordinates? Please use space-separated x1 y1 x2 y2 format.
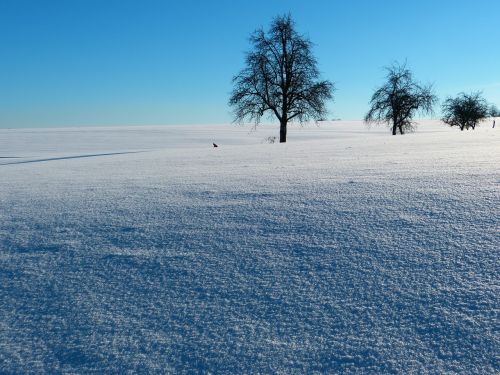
0 120 498 373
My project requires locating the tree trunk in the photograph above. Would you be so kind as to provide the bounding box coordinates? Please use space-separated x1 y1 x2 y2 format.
280 120 287 143
398 125 404 134
392 115 398 135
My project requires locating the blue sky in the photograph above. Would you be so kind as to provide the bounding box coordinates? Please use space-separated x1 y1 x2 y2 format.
1 0 499 128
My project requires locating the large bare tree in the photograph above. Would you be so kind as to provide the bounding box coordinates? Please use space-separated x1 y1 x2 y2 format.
365 63 437 135
229 14 334 143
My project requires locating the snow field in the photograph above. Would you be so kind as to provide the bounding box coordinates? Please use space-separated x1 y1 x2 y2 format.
0 121 498 373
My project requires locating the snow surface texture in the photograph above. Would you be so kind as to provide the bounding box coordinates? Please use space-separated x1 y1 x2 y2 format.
0 120 499 373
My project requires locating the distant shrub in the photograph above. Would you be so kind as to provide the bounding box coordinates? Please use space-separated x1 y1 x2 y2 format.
442 92 489 131
490 104 499 117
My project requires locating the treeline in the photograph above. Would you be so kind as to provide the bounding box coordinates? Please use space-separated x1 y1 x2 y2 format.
229 15 498 142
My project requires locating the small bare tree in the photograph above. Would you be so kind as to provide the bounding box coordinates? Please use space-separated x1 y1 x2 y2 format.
442 92 490 131
229 14 334 143
365 63 437 135
489 104 499 118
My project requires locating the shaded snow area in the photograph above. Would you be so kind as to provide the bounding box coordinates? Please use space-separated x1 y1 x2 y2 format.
0 121 499 373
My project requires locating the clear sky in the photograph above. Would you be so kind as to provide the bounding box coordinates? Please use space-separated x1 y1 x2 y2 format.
1 0 499 128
